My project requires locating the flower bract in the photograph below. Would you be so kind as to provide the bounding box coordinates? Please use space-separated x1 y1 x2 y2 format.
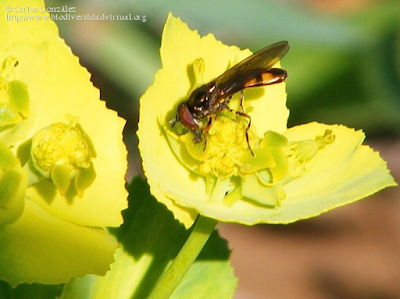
138 13 396 228
0 0 128 286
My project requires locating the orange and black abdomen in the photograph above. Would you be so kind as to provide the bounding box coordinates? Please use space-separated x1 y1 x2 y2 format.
243 68 287 88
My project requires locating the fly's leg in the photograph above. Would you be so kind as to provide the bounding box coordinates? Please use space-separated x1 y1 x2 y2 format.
192 117 214 152
239 91 254 156
201 117 214 151
236 110 254 157
239 90 245 112
223 93 254 157
192 129 202 144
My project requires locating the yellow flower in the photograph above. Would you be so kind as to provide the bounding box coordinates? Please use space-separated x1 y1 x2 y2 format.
0 0 127 286
0 141 28 227
137 13 396 228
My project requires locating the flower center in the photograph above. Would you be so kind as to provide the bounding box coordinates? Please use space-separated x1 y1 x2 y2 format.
199 117 251 177
31 116 97 196
179 114 265 178
179 114 335 185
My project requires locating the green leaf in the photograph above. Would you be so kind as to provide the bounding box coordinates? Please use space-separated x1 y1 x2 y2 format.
0 281 63 299
63 176 237 299
171 230 237 299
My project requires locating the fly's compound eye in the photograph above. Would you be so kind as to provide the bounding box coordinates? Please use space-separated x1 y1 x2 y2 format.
177 102 199 130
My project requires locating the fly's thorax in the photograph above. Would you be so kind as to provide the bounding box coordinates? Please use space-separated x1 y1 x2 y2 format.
186 84 208 108
186 82 219 116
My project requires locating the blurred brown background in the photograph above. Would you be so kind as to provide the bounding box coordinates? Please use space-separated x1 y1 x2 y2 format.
220 139 400 298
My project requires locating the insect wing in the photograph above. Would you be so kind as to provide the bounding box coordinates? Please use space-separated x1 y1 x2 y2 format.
214 41 289 98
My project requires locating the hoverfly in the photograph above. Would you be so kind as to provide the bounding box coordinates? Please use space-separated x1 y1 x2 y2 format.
172 41 289 156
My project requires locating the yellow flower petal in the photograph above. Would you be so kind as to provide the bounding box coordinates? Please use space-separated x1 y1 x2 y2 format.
0 8 128 227
0 200 118 287
0 0 57 48
276 123 397 222
165 123 395 224
0 0 128 285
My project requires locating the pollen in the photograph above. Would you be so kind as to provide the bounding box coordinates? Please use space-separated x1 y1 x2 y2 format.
31 117 97 196
197 116 254 178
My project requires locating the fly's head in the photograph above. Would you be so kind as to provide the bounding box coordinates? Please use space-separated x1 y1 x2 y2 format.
172 82 217 144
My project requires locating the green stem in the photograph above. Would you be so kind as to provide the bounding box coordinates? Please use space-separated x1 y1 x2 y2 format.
148 215 218 299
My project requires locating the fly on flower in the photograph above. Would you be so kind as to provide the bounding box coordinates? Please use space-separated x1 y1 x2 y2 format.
171 41 289 155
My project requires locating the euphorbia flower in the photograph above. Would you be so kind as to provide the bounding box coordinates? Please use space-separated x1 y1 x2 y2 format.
0 0 127 286
138 13 396 228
